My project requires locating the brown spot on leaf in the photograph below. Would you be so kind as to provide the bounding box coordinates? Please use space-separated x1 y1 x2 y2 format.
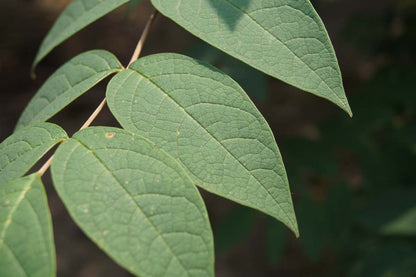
105 133 115 139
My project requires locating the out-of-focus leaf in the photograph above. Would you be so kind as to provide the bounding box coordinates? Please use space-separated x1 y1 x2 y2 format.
382 206 416 236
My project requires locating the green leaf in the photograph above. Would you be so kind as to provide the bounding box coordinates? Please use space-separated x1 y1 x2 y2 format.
18 50 122 130
0 123 67 185
51 127 214 277
151 0 352 115
0 174 56 277
33 0 130 70
107 53 299 236
381 207 416 236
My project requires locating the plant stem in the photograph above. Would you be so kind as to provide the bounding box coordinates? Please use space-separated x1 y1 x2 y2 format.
128 10 158 67
37 10 159 177
37 98 107 177
80 98 107 130
38 155 54 176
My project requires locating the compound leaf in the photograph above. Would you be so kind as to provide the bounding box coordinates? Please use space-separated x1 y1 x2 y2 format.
107 53 299 236
33 0 130 70
51 127 214 277
151 0 352 115
18 50 122 130
0 174 55 277
0 123 67 185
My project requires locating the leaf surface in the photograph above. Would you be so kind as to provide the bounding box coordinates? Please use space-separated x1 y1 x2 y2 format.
151 0 351 115
18 50 122 130
107 53 298 236
0 123 67 185
382 207 416 236
51 127 214 277
33 0 129 69
0 174 55 277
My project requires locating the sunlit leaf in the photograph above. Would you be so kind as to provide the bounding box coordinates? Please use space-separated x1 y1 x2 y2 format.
18 50 122 130
0 123 67 185
0 174 55 277
107 53 298 236
51 127 214 277
33 0 130 70
151 0 352 115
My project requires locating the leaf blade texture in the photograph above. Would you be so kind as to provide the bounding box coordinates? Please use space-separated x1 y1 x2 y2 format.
51 127 214 277
18 50 122 130
33 0 130 69
151 0 351 115
0 123 67 185
0 174 56 277
107 53 299 236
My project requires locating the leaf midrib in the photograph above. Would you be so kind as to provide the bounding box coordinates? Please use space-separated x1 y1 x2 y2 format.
128 68 296 230
220 0 347 108
0 176 36 249
45 1 124 45
73 139 192 277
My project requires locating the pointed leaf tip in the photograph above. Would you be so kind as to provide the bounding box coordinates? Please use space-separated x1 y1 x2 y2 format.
151 0 351 114
107 53 299 236
18 50 123 130
32 0 130 69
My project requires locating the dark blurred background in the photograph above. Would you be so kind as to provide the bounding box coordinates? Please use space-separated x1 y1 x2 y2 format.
1 0 416 276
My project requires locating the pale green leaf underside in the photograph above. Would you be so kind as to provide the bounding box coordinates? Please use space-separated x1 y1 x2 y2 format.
151 0 351 115
0 174 56 277
33 0 130 69
107 53 299 236
18 50 122 130
381 207 416 236
51 127 214 277
0 123 67 185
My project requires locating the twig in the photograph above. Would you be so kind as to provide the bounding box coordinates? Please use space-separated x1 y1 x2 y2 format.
128 10 158 67
80 98 107 130
38 155 54 176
